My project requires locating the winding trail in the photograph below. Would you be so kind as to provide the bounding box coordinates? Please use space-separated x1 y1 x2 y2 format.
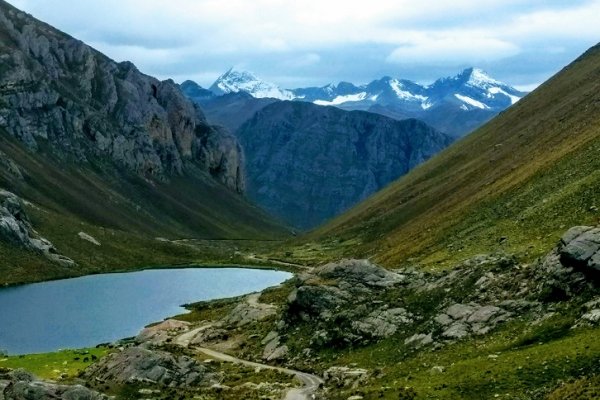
196 347 323 400
174 323 323 400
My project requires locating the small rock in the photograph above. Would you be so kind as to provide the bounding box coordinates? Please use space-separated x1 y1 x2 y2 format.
442 322 469 339
78 231 101 246
430 366 445 374
582 309 600 323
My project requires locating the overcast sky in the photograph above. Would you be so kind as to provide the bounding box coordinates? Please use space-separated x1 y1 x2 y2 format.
8 0 600 90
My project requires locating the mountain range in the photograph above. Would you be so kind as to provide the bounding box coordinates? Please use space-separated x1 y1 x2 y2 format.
186 67 527 137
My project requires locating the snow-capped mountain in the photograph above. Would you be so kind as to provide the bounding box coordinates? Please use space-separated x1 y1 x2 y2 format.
290 68 524 113
209 68 295 100
288 68 527 136
195 67 527 137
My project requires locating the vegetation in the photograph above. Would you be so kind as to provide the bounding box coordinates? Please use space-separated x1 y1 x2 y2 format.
0 132 289 285
1 347 109 381
297 44 600 270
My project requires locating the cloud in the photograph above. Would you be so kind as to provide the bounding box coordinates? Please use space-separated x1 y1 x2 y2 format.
7 0 600 88
386 33 520 64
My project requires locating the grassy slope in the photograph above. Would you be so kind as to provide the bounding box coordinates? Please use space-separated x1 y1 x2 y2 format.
0 132 288 284
304 43 600 269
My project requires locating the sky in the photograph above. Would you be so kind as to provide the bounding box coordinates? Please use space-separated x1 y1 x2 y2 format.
8 0 600 90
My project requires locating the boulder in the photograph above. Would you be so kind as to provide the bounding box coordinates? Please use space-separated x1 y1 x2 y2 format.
560 226 600 273
313 259 403 288
222 300 277 327
0 190 75 266
288 285 350 321
1 369 107 400
83 346 212 388
352 308 412 339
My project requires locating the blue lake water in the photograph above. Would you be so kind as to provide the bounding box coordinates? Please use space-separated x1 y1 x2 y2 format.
0 267 291 355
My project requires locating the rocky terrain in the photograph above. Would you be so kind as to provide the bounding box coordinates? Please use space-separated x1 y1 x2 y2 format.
237 101 453 229
0 189 74 266
0 1 242 192
1 225 598 399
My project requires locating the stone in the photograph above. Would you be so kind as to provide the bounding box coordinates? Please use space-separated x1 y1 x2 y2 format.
404 333 433 348
83 346 213 388
0 190 75 266
560 226 600 272
582 309 600 323
222 300 277 327
78 232 101 246
442 322 469 339
261 331 279 345
264 345 288 361
352 308 412 339
323 366 369 388
1 369 107 400
434 313 453 326
467 306 502 324
445 304 476 320
314 259 403 288
430 366 445 374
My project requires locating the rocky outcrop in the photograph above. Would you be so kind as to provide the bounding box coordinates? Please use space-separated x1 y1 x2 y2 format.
236 101 453 229
83 346 214 388
1 369 107 400
435 303 510 338
0 189 74 266
559 226 600 275
0 1 243 192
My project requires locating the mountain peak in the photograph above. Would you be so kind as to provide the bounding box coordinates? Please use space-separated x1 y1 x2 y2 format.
209 68 294 100
462 67 502 88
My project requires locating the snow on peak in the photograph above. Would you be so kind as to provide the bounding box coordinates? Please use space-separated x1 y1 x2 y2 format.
465 68 502 89
487 87 521 105
210 68 295 100
389 79 427 102
454 93 489 109
314 92 368 106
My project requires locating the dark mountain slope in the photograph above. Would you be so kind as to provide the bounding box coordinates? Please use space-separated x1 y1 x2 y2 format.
309 43 600 268
237 101 453 229
193 91 279 133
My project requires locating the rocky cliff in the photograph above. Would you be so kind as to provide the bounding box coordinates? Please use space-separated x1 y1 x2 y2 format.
0 1 243 192
236 101 453 229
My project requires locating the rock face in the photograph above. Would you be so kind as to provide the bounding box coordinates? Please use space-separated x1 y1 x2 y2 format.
237 101 453 229
83 346 213 388
0 189 74 266
559 226 600 274
0 1 243 192
1 369 107 400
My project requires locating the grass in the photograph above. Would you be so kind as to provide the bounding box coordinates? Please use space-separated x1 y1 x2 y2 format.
0 347 109 381
319 323 600 400
302 43 600 270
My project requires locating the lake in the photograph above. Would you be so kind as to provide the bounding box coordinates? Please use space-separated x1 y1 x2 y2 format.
0 267 292 355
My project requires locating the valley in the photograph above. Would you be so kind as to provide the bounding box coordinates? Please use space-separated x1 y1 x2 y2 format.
0 0 599 399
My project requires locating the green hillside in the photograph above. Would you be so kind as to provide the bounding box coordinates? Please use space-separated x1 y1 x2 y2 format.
306 43 600 269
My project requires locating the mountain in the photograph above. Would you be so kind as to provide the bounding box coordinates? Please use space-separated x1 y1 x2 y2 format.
209 68 294 100
236 101 453 229
179 80 215 102
305 43 600 269
293 68 527 137
0 0 287 284
190 91 279 133
201 67 526 137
